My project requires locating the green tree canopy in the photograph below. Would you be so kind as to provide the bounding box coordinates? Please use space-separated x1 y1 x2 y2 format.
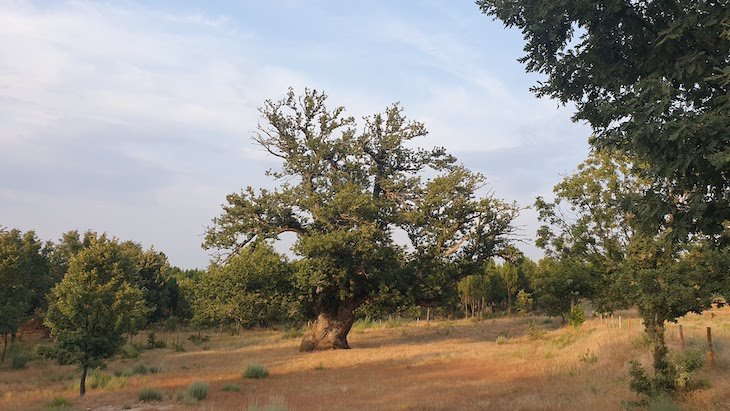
0 228 49 361
478 0 730 239
44 235 148 396
205 88 520 350
192 244 296 329
535 149 727 394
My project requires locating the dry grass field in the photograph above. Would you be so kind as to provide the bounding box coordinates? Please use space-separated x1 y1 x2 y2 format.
1 307 728 411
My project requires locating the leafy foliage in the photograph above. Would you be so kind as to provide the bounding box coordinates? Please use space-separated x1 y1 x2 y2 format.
204 88 519 350
0 228 50 361
192 244 297 329
43 236 148 396
478 0 730 240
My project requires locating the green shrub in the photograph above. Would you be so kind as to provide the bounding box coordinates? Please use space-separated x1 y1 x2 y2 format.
120 344 140 359
147 333 167 349
495 335 507 345
138 388 164 402
568 305 585 327
244 363 270 379
10 352 30 369
222 383 241 392
527 322 545 340
187 381 209 401
172 341 186 352
133 363 149 375
47 397 71 408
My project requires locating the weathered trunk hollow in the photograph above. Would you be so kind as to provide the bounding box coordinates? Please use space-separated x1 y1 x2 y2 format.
299 300 357 352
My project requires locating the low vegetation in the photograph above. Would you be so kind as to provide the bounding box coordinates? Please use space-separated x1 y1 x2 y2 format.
1 308 727 410
138 388 163 402
244 363 270 379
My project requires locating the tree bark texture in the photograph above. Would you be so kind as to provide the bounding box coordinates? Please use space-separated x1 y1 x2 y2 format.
80 365 88 397
300 300 357 351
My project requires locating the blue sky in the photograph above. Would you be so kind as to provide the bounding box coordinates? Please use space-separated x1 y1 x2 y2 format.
0 1 590 268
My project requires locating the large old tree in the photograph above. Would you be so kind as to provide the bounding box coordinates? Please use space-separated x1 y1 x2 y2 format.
205 89 519 351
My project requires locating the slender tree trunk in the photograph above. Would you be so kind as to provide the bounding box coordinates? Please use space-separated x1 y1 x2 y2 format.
1 334 7 362
641 312 675 392
80 365 88 397
300 299 358 351
426 306 431 325
507 293 512 315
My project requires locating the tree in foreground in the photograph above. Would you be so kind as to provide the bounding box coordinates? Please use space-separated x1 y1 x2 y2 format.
44 236 148 396
477 0 730 240
205 88 519 351
536 150 727 396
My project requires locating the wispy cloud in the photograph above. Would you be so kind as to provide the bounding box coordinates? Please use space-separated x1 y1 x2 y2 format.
0 1 590 266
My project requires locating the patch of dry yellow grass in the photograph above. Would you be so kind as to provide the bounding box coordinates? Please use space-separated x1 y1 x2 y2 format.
1 307 728 410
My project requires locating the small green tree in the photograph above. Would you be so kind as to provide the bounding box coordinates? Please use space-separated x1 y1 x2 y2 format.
515 289 533 316
0 228 49 361
532 257 593 323
192 244 296 329
44 236 148 396
499 263 519 315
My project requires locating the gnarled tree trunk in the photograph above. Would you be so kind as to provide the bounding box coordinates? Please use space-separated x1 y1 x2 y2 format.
300 299 357 351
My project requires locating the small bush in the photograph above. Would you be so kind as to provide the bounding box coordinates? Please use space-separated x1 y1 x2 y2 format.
527 322 546 340
568 305 585 327
495 335 507 345
47 397 71 408
147 333 167 349
314 362 325 370
173 341 186 352
133 363 149 375
222 383 241 392
120 344 140 359
114 368 133 378
138 388 164 402
10 352 30 369
187 381 209 401
244 363 270 379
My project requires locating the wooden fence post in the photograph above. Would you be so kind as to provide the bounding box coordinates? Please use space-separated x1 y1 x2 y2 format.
707 327 715 369
679 324 685 350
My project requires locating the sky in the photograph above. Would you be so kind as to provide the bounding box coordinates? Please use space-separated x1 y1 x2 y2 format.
0 0 591 269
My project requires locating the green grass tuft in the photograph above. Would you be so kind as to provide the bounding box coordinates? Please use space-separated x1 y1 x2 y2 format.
222 383 241 392
187 381 209 401
245 363 270 379
138 388 164 402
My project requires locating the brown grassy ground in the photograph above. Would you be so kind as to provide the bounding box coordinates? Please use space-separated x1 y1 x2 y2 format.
1 307 728 411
